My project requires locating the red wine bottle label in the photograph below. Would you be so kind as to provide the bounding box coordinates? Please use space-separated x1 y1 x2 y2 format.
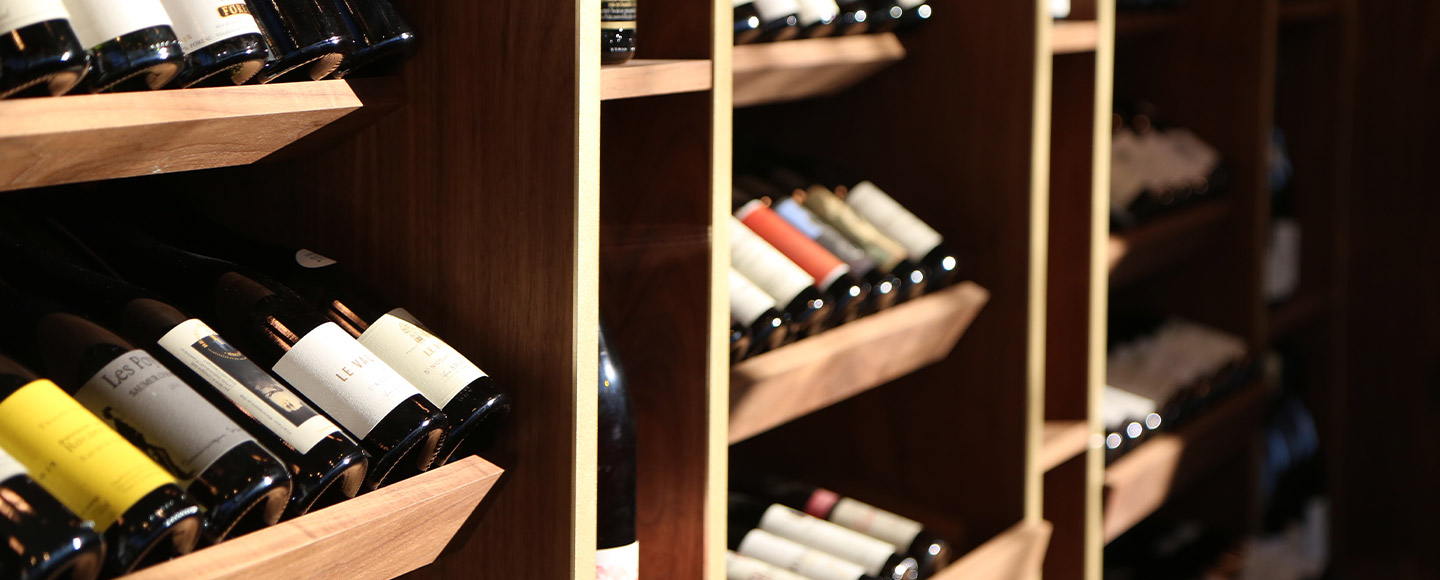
825 498 925 552
0 380 176 531
730 217 815 306
729 269 781 327
0 447 25 482
726 551 814 580
802 187 907 272
736 529 867 580
795 0 837 25
77 350 257 484
295 249 338 269
158 0 260 53
357 308 487 409
737 200 850 290
595 541 639 580
758 503 895 575
775 199 877 275
601 0 636 27
751 0 801 21
272 322 422 439
845 181 944 261
159 319 343 454
64 0 174 49
0 0 71 34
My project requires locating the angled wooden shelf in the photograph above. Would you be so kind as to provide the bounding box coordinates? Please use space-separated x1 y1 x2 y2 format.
1108 201 1231 288
1053 20 1100 55
733 33 906 108
1041 420 1091 472
124 456 504 580
929 520 1053 580
1102 380 1270 543
601 59 714 101
0 80 368 193
729 281 989 444
1268 291 1327 343
1280 0 1339 24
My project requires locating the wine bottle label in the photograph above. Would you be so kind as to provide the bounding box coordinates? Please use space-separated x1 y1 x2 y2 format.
727 551 814 580
730 217 815 306
775 199 877 275
595 541 640 580
752 0 801 21
157 0 260 53
601 0 636 27
272 322 422 439
802 187 907 273
295 249 338 269
0 447 26 483
844 182 944 261
159 319 342 454
0 0 71 36
62 0 174 50
729 269 781 327
824 498 925 552
357 308 487 409
736 529 867 580
0 380 176 531
758 503 894 575
795 0 837 25
77 350 256 485
737 200 850 290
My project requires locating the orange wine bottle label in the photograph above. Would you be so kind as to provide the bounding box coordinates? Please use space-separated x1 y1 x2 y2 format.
736 200 849 290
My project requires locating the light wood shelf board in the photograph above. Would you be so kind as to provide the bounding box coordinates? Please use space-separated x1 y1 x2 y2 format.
1041 420 1092 473
124 456 504 580
1267 291 1327 343
1053 20 1100 54
1108 201 1231 288
732 34 906 108
929 520 1053 580
601 59 714 101
728 281 990 444
0 80 364 192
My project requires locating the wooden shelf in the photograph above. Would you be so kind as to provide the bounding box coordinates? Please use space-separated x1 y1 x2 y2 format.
1108 201 1231 288
124 456 504 580
929 520 1053 580
733 34 906 108
1102 380 1271 543
1268 292 1327 343
1053 20 1100 55
1041 420 1092 472
729 282 989 444
601 59 714 101
0 80 367 193
1280 0 1340 24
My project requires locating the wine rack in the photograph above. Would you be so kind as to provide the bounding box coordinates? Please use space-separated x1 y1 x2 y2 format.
601 60 714 100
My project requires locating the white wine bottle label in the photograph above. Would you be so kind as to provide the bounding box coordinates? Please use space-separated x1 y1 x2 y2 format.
158 0 260 53
759 503 894 575
0 380 176 531
775 199 877 275
729 269 781 327
357 308 487 409
730 218 814 306
0 447 26 483
62 0 173 49
595 541 639 580
795 0 837 25
159 319 342 454
727 551 814 580
272 322 422 439
737 529 867 580
601 0 635 27
77 350 256 485
826 498 926 552
295 249 338 269
0 0 71 36
752 0 801 21
845 181 944 261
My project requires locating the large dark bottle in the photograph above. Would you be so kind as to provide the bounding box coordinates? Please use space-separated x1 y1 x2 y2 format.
736 198 869 326
248 0 352 83
159 0 269 87
0 446 105 580
730 494 919 580
63 226 448 490
0 288 292 544
597 324 638 580
730 217 833 339
329 0 416 78
601 0 635 65
0 354 203 577
734 0 801 44
728 268 790 358
843 181 961 292
61 0 185 91
0 2 90 98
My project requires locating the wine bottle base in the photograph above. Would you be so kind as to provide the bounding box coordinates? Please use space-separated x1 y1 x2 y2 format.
258 51 346 85
287 458 368 519
365 426 445 490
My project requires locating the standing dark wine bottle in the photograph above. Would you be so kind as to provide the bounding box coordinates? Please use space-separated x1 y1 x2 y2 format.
733 0 800 44
247 0 352 83
597 324 638 580
730 494 920 580
730 217 833 339
729 268 790 357
794 0 838 37
843 181 961 292
329 0 415 78
0 446 105 580
159 0 268 87
736 199 869 326
0 354 203 577
61 0 184 91
601 0 635 65
0 1 90 98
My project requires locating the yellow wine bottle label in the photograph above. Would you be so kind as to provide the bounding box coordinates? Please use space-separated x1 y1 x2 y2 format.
801 187 908 273
0 380 176 531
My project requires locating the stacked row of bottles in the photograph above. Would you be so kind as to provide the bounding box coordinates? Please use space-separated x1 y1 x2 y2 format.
733 0 929 45
1110 101 1227 231
0 0 416 98
0 202 509 577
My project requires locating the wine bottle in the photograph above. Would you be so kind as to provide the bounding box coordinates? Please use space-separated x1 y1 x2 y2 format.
730 322 751 364
733 474 952 577
730 217 833 339
795 0 838 37
730 494 920 580
797 184 929 301
597 324 638 580
329 0 416 78
736 199 869 326
0 2 90 98
0 287 293 543
727 551 816 580
728 269 791 358
0 447 105 580
730 527 880 580
0 354 203 577
834 0 869 35
61 225 448 490
601 0 635 65
61 0 184 91
248 0 352 83
865 0 928 32
158 0 268 87
733 0 801 44
843 181 961 291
